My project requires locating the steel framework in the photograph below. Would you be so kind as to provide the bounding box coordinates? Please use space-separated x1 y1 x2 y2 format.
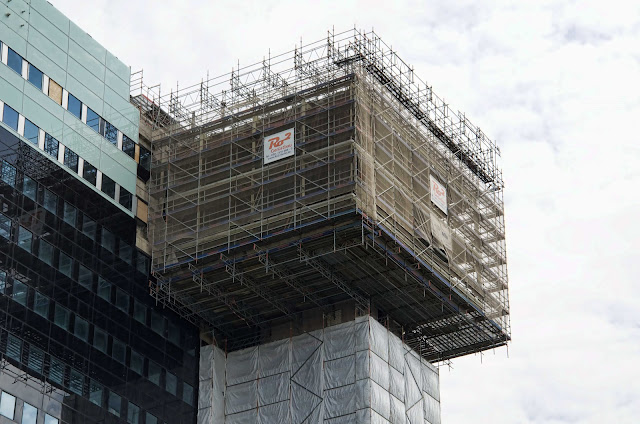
131 29 509 363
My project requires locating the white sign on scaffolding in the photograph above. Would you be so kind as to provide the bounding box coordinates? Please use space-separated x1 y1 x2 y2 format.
430 175 447 215
264 128 295 164
430 212 452 252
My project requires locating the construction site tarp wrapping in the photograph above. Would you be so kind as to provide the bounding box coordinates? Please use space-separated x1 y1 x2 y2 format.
198 316 441 423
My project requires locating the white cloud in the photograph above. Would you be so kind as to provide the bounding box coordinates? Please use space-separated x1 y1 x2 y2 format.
50 0 640 421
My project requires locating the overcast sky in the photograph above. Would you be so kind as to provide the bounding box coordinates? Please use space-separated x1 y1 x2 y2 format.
50 0 640 422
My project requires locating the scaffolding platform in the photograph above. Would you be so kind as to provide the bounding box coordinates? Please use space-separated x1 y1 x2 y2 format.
133 29 510 363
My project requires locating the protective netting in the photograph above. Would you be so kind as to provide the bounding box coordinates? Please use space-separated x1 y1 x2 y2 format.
198 316 440 423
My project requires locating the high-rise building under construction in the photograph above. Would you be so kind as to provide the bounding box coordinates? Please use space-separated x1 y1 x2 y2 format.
0 3 509 423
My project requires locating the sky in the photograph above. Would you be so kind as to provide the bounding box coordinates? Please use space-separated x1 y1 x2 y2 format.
50 0 640 422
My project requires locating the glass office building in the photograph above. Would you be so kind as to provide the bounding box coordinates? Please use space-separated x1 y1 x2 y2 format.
0 1 199 423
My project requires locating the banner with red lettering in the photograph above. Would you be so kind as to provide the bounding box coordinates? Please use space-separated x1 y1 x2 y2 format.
430 175 447 215
264 128 295 164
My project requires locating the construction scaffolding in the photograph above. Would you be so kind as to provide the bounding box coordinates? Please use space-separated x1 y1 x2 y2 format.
131 29 509 363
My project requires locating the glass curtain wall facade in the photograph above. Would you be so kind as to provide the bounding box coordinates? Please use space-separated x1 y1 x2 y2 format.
0 1 199 423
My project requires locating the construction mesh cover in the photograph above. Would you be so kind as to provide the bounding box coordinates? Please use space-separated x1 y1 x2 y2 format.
198 316 441 423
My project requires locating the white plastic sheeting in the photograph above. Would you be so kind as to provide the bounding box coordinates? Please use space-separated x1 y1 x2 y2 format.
198 316 440 424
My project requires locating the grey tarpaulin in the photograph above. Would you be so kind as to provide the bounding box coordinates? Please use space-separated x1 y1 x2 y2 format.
197 316 441 424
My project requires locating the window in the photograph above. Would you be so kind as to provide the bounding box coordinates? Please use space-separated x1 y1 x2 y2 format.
122 135 135 158
2 104 19 131
0 213 10 238
22 402 38 424
63 202 76 226
24 118 39 144
69 369 84 395
165 371 177 396
83 162 97 186
93 327 107 353
168 321 180 345
44 134 59 158
139 145 151 171
183 383 194 406
28 64 43 90
97 277 111 301
86 107 100 133
7 47 22 75
54 304 70 330
78 264 92 289
146 413 158 424
102 174 116 198
115 289 129 313
27 346 44 373
67 93 82 119
130 350 143 375
119 188 132 210
148 361 161 385
112 338 126 364
0 271 5 293
89 380 103 406
101 228 114 253
74 316 89 342
23 175 37 200
64 148 79 172
17 226 33 252
82 215 96 240
151 311 165 336
44 414 59 424
5 334 21 362
49 358 65 385
58 252 72 277
137 252 150 275
0 391 16 419
107 391 121 417
39 240 54 265
44 189 57 214
104 121 118 145
1 161 16 187
127 402 140 424
48 79 63 105
11 280 27 305
34 292 49 318
133 300 146 324
119 240 132 264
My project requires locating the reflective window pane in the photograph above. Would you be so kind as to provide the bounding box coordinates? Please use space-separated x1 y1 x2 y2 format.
23 175 37 200
27 346 44 373
89 380 103 406
34 292 49 318
139 145 151 171
54 304 70 330
133 300 146 324
101 228 114 253
39 240 54 265
104 121 118 145
127 402 140 424
130 350 143 375
1 161 16 187
69 369 83 395
64 148 79 173
0 271 5 293
168 321 180 345
112 338 126 364
18 226 32 252
115 289 129 313
123 135 135 158
107 391 121 417
5 334 21 362
183 383 194 406
63 202 76 226
45 414 59 424
83 162 97 186
151 310 165 335
7 47 22 74
93 327 107 353
146 413 158 424
0 213 10 238
58 252 72 277
74 316 89 342
165 371 177 396
28 64 43 90
82 215 96 240
0 391 16 419
24 118 39 144
97 277 111 301
102 174 116 198
119 188 132 210
2 104 19 131
148 361 161 385
86 108 100 133
67 93 82 119
11 280 27 305
22 402 38 424
44 189 57 214
119 240 132 264
49 358 64 385
78 264 93 290
44 134 59 158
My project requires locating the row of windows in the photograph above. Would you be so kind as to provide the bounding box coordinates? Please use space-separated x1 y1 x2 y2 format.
0 167 144 269
0 390 58 424
0 41 151 171
0 106 135 212
3 334 176 424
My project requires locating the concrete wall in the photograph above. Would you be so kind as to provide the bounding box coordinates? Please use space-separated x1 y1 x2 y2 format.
198 316 441 424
